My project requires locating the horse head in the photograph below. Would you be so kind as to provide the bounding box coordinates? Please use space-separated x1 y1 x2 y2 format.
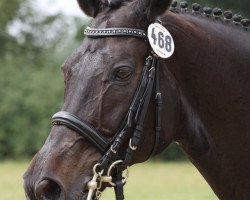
23 0 180 199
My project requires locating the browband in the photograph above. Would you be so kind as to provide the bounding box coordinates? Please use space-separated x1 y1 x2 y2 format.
84 26 147 39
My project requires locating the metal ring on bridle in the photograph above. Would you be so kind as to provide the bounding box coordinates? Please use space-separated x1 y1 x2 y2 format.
106 160 129 187
129 139 137 151
155 92 162 99
110 145 117 154
93 163 104 176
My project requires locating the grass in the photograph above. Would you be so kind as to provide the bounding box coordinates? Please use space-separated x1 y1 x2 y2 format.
0 160 28 200
0 160 218 200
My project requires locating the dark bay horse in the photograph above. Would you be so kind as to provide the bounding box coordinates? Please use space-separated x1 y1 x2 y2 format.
24 0 250 199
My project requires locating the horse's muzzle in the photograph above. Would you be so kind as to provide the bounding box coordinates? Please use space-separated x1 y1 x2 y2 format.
35 179 62 200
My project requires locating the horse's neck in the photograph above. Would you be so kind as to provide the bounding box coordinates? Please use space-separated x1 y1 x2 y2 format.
162 11 250 147
161 11 250 199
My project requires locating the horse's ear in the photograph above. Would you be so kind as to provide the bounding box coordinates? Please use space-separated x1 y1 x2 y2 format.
139 0 173 21
77 0 100 17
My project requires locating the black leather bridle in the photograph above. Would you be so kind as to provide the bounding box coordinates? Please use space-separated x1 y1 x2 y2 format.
51 26 162 200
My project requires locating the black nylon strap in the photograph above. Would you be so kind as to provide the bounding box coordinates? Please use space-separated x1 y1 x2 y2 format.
52 111 110 153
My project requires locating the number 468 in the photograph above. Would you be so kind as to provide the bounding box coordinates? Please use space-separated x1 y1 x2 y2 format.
151 28 172 52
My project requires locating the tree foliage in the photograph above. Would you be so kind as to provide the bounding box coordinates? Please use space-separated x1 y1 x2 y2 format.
0 0 80 159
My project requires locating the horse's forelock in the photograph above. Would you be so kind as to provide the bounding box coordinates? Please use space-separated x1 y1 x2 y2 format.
132 0 173 23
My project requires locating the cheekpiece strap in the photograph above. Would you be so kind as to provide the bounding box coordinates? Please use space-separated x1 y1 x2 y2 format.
84 26 147 40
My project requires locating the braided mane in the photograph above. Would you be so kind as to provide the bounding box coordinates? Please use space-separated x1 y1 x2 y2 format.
169 1 250 32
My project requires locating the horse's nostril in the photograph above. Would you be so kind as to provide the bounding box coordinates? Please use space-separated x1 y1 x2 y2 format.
35 179 61 200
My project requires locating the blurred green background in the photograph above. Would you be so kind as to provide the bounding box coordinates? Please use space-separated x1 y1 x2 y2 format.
0 0 249 199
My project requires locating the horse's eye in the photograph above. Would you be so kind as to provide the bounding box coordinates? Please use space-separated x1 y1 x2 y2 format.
114 67 133 81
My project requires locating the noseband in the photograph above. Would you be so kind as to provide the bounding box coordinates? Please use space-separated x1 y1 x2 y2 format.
52 26 162 200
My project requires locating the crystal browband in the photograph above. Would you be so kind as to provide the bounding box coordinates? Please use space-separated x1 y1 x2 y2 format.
84 26 147 39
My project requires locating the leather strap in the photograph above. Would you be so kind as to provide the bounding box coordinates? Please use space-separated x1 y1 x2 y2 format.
152 59 162 156
84 27 147 40
52 111 110 154
98 56 154 170
123 57 157 167
127 57 152 127
114 166 124 200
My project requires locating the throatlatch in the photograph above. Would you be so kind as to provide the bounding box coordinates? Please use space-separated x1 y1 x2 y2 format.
52 26 162 200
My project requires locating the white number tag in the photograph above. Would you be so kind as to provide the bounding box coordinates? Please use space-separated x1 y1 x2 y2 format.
147 23 175 58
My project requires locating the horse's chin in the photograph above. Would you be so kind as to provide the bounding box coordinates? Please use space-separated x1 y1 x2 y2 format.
67 192 88 200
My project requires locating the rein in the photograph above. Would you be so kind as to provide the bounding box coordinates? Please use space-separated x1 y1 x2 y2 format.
51 26 162 200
